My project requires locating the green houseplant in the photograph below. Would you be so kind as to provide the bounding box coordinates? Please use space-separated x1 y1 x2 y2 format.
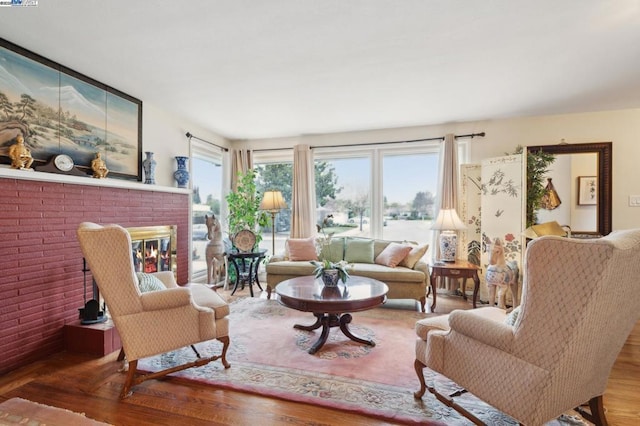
225 169 269 248
512 146 556 228
311 259 350 286
310 214 350 286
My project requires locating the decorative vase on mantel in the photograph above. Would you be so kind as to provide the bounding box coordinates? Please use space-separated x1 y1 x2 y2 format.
173 156 190 188
142 151 156 184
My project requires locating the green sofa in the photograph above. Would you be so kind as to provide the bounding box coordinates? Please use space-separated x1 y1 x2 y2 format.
265 237 429 311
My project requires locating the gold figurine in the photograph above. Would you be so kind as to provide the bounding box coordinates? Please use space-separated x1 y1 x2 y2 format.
8 134 34 170
91 152 109 178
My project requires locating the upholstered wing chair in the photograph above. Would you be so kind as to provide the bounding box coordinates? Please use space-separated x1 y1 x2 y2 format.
77 222 230 398
414 229 640 425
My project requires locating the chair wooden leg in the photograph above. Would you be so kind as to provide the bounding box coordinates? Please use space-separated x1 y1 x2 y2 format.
218 336 231 368
120 359 137 399
575 395 608 426
118 338 231 398
413 359 427 398
117 348 126 361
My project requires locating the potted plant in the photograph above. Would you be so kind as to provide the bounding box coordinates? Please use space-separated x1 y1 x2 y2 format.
225 169 270 248
310 214 350 286
311 259 350 287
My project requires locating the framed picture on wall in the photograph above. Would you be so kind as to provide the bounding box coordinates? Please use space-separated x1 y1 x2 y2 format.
578 176 597 205
0 38 142 181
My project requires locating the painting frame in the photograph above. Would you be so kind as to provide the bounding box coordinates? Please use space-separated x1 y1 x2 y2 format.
578 176 597 206
0 38 142 181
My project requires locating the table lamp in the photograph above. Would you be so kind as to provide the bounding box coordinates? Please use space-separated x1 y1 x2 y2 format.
260 190 287 254
431 208 466 262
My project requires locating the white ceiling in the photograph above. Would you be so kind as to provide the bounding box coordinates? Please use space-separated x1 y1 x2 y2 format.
2 0 640 140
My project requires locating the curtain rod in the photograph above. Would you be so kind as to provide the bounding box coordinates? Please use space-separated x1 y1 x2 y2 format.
310 132 485 150
185 132 229 152
252 132 485 152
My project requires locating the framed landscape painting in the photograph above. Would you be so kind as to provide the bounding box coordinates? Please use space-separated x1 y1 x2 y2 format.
0 38 142 181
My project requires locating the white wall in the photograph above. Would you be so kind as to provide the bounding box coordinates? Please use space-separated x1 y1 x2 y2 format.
143 102 230 187
234 108 640 231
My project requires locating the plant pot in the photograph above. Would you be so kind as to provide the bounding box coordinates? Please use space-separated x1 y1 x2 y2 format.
321 269 340 287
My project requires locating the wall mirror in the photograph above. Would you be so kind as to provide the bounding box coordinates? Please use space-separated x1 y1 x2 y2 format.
526 142 612 237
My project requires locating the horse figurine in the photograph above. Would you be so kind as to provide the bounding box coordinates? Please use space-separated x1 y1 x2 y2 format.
205 214 227 286
486 237 519 310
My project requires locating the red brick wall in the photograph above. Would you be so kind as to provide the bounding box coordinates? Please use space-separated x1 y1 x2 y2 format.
0 177 190 375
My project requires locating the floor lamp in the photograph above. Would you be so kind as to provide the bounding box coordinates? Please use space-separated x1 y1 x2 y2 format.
260 190 287 254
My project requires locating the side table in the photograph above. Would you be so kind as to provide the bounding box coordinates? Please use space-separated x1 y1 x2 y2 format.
429 260 480 312
227 248 267 297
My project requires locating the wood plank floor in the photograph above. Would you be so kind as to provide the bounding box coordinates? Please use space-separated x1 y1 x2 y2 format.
1 291 638 425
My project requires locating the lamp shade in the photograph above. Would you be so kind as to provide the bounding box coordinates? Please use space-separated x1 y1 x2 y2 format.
431 209 466 231
260 190 287 212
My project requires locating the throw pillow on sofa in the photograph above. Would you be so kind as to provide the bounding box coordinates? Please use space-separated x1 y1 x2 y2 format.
345 238 375 263
399 243 429 269
286 237 318 261
136 272 165 293
375 242 413 268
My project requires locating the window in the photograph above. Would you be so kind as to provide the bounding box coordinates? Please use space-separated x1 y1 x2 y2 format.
190 140 223 281
253 150 293 255
313 151 372 239
381 147 439 243
251 140 468 261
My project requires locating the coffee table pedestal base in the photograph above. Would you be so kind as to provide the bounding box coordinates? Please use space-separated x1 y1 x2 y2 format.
294 313 375 354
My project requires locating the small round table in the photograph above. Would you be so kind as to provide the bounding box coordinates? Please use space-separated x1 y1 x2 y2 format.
227 248 267 297
276 275 388 354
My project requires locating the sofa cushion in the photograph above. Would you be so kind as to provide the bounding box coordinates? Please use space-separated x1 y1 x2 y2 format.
399 243 429 268
319 238 344 263
375 242 412 267
266 260 317 276
345 238 374 263
286 237 318 261
348 263 425 282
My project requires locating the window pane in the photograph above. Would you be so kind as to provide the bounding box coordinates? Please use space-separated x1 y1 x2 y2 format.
382 153 438 246
191 155 222 280
315 157 371 239
254 162 292 255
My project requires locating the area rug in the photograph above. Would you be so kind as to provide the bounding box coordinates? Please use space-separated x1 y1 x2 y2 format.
138 297 586 425
0 397 111 426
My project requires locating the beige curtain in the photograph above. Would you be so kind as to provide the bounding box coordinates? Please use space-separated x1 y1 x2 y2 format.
290 144 316 238
436 133 460 290
230 149 253 191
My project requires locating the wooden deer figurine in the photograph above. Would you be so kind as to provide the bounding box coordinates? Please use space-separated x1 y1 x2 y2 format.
486 237 519 310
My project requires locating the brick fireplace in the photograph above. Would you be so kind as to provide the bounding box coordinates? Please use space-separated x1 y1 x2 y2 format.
0 172 190 375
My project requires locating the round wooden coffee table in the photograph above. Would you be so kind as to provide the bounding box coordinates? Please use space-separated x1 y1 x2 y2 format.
275 275 388 354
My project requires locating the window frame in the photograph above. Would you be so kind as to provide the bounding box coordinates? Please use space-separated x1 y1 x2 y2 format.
190 138 225 282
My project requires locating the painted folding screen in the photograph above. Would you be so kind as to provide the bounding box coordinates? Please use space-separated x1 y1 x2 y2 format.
460 164 482 267
480 154 525 304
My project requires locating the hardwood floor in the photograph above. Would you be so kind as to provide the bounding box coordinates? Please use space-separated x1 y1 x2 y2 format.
1 292 638 425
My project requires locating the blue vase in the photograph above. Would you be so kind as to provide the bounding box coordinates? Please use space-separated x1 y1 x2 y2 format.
142 152 156 184
173 156 190 188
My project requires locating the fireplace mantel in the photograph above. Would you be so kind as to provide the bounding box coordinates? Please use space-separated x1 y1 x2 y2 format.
0 166 190 194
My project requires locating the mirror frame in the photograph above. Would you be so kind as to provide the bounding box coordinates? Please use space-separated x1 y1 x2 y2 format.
527 142 612 237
